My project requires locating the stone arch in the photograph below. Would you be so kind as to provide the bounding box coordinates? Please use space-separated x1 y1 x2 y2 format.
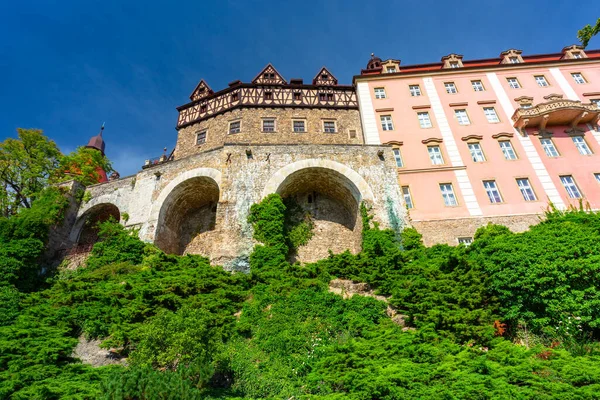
152 168 222 256
262 159 375 263
70 203 121 244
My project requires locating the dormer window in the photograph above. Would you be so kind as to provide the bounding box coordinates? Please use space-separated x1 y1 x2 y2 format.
562 45 587 60
509 57 520 64
264 72 275 80
500 49 524 64
450 61 460 68
573 52 582 59
386 66 397 73
321 73 328 79
441 54 464 69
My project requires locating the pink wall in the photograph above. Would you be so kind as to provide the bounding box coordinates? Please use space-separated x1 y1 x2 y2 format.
364 60 600 221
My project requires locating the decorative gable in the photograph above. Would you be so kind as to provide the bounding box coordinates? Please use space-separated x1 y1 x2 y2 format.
441 54 464 69
312 67 338 86
562 45 587 60
500 49 524 64
381 59 401 73
189 79 214 101
252 63 287 85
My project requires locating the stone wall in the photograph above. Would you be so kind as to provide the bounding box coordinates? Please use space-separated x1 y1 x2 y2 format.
175 108 364 159
72 143 407 271
411 213 543 246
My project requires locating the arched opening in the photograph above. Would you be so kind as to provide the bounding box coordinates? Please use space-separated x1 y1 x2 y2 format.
154 176 220 256
75 203 121 245
275 167 362 263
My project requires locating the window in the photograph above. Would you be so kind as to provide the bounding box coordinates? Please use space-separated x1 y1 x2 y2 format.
560 175 583 198
409 85 421 97
392 148 404 167
323 121 336 133
374 87 386 99
200 104 207 113
428 146 444 165
509 56 520 64
507 78 521 89
327 93 334 101
387 66 397 73
468 143 486 162
264 91 273 100
458 237 473 245
483 107 500 123
591 99 600 108
294 92 302 100
595 173 600 183
540 138 559 157
450 61 460 68
417 112 433 128
402 186 413 209
229 121 241 134
231 93 239 101
380 115 394 131
483 180 503 203
499 141 517 160
535 75 549 87
445 82 457 94
349 129 357 138
521 104 532 109
196 130 207 145
439 183 458 206
471 80 485 92
263 72 275 80
262 119 275 132
293 120 306 133
572 136 593 155
572 73 586 84
319 93 326 101
573 52 582 59
516 178 537 201
455 109 470 125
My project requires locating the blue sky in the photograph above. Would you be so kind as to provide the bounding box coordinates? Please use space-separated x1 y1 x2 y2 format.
1 0 599 176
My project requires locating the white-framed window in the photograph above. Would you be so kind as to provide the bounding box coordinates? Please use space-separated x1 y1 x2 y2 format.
507 78 521 89
594 173 600 183
591 99 600 108
387 66 397 73
293 120 306 133
380 115 394 131
402 186 414 209
572 136 592 155
471 80 485 92
450 61 460 68
483 180 503 203
455 109 470 125
535 75 549 87
521 104 532 109
540 138 559 157
516 178 537 201
196 130 207 145
262 119 276 132
572 73 586 84
483 107 500 123
428 146 444 165
458 237 473 245
509 56 520 64
499 141 517 160
468 143 486 162
439 183 458 206
229 120 241 134
560 175 583 198
392 148 404 167
323 120 336 133
417 112 433 128
409 85 421 97
374 87 386 99
445 82 457 94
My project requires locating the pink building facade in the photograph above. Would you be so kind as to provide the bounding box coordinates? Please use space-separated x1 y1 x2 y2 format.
355 46 600 245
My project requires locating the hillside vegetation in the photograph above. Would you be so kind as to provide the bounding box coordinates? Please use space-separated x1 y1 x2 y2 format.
2 191 600 399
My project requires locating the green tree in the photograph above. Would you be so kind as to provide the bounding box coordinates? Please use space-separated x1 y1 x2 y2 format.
53 146 112 186
579 18 600 47
0 129 61 216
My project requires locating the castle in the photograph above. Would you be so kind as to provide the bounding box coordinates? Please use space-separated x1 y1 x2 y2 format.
57 45 600 270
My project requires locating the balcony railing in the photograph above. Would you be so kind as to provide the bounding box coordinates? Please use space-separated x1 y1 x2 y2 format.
512 98 600 135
